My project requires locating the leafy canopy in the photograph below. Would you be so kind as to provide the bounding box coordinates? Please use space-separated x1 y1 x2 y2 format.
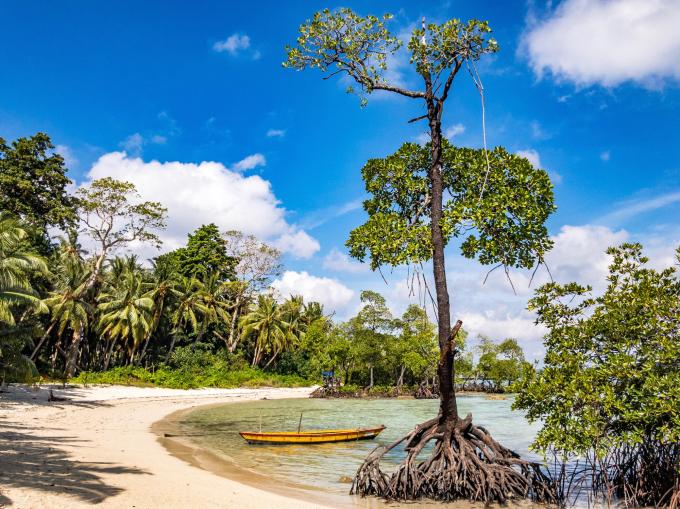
77 177 166 252
157 224 236 282
0 133 77 245
514 243 680 454
284 8 497 104
347 141 555 271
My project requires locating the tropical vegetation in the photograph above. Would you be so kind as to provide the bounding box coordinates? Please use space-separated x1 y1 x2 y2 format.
0 132 531 394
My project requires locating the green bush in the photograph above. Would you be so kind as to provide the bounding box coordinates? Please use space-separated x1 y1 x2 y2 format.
72 361 312 390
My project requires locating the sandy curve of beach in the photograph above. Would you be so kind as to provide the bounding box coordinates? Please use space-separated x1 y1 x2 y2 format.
0 384 331 509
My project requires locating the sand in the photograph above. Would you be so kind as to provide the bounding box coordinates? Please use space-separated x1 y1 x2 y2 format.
0 384 332 508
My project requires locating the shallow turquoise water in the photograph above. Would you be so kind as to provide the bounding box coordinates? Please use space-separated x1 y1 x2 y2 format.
180 395 544 494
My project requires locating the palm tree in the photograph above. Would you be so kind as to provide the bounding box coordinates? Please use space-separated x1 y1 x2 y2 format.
281 295 307 353
40 242 93 374
97 268 153 369
135 261 181 365
195 273 232 350
0 213 48 324
0 213 47 380
165 277 208 361
108 255 141 281
32 232 88 362
240 295 293 368
303 301 325 325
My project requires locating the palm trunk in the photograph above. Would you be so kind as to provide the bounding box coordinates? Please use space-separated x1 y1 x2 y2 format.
137 297 164 365
103 339 116 371
136 332 153 366
50 336 62 371
368 365 374 389
263 350 278 370
251 343 261 367
30 321 56 361
65 327 83 378
164 332 179 363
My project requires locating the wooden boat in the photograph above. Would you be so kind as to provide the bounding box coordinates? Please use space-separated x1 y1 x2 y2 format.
239 425 386 445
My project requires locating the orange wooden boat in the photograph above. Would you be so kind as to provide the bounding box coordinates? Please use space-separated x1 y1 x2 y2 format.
239 425 386 445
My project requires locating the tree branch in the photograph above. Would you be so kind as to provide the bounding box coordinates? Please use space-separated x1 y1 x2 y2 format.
372 82 426 99
439 58 463 106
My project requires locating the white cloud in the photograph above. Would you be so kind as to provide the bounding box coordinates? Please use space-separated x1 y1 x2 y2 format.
271 271 354 311
459 310 548 359
544 225 629 291
213 33 260 60
299 199 363 230
416 123 465 145
120 133 145 154
516 149 541 168
80 152 319 259
54 144 78 169
271 231 320 259
530 120 550 140
444 123 465 139
213 33 250 55
516 149 563 184
323 248 369 274
597 190 680 225
119 132 166 156
266 129 286 138
232 153 266 172
151 135 167 145
523 0 680 87
600 150 611 161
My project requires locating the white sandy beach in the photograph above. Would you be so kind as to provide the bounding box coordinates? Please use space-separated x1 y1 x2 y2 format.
0 384 333 509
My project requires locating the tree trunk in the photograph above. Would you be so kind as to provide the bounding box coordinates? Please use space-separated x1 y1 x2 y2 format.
397 365 405 390
83 252 106 294
368 365 374 389
136 331 153 366
263 350 278 370
30 321 56 361
50 336 63 371
103 339 116 371
137 296 164 365
227 292 243 352
65 327 83 378
426 99 458 424
251 343 261 367
164 332 179 363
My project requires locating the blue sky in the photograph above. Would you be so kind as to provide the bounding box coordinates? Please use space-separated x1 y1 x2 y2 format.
2 1 679 358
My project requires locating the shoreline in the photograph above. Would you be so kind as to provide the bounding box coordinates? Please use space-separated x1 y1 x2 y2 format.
0 384 333 508
154 397 517 509
1 384 523 509
154 403 364 509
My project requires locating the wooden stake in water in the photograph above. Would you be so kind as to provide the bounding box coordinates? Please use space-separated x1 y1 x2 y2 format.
297 412 303 433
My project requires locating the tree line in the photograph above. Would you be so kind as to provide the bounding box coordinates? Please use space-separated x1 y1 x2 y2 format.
0 132 531 390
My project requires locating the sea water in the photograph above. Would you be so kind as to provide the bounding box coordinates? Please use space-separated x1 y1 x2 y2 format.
179 395 545 495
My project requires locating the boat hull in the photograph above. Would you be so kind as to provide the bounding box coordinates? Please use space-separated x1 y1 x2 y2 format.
239 425 385 445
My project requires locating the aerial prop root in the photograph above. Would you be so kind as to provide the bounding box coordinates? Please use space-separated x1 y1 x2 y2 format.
351 412 559 503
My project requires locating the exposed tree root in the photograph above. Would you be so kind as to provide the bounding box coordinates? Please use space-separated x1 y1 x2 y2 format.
351 412 559 504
